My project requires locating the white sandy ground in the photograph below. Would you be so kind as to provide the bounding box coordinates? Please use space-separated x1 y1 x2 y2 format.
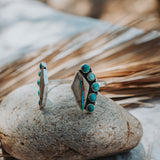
129 100 160 160
0 0 160 160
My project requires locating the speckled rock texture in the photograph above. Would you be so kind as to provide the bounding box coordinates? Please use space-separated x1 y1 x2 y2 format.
0 81 143 160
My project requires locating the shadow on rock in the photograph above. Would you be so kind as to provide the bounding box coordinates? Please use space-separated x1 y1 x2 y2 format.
95 143 145 160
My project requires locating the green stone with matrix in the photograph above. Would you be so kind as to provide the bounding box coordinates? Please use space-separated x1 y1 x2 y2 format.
89 93 96 102
38 71 41 76
87 73 95 81
92 82 99 92
87 104 94 112
37 79 40 85
38 100 41 106
39 63 42 69
81 64 90 73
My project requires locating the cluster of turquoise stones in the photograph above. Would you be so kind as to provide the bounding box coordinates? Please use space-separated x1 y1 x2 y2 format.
81 64 100 113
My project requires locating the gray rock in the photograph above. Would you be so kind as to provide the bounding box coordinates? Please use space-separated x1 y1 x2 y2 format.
0 81 142 160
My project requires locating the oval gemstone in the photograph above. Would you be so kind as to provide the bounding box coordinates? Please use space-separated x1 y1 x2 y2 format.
39 63 42 69
87 73 95 81
38 90 40 96
92 82 99 92
38 100 41 106
89 93 96 102
37 79 40 85
81 64 90 73
38 71 41 76
87 104 94 112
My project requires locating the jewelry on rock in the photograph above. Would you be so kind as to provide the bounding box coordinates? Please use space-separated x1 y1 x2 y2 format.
71 64 99 113
37 62 48 108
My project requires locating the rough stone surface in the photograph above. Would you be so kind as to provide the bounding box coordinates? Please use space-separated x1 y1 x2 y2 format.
0 81 143 160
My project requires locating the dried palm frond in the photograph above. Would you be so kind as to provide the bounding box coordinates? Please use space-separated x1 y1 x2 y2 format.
0 15 160 109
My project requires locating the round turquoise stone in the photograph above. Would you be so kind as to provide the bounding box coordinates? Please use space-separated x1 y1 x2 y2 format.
38 90 40 96
87 73 95 81
87 104 94 112
39 63 42 69
81 64 90 73
37 79 40 85
92 82 99 92
89 93 96 102
38 70 41 76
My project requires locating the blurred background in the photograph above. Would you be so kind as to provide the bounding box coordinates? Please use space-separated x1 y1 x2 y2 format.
39 0 160 29
0 0 160 103
0 0 160 159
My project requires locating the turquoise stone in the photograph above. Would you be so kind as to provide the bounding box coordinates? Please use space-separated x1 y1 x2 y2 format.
89 93 96 102
92 82 99 92
38 90 40 96
81 64 90 73
38 70 41 76
38 100 41 106
87 104 94 112
87 73 95 81
37 79 40 85
39 63 42 69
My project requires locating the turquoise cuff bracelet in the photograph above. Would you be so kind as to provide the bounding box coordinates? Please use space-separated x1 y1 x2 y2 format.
37 62 48 109
71 64 99 113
